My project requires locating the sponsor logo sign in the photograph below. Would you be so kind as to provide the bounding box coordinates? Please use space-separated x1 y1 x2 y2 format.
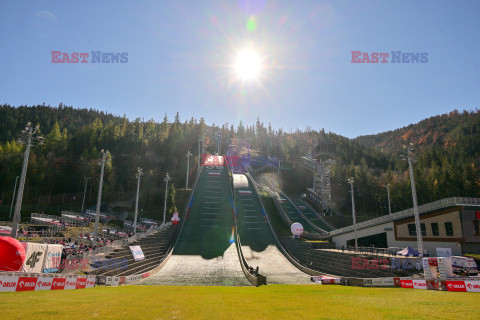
400 279 414 289
363 277 395 287
465 281 480 293
75 278 87 289
0 275 19 292
16 277 38 292
86 277 96 288
36 277 53 291
142 272 150 278
51 278 66 290
65 277 78 290
413 280 427 290
446 280 467 292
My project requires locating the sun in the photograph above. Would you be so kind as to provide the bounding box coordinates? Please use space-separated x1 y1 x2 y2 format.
234 47 262 81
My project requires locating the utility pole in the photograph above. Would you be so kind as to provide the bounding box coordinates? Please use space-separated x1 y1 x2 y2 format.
11 123 43 238
348 178 358 250
386 183 392 215
9 176 19 218
163 173 172 225
93 150 108 245
402 145 423 256
134 167 144 234
185 151 192 189
81 177 90 213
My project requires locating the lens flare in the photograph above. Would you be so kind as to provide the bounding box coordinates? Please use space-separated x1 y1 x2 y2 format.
234 47 262 81
229 226 235 244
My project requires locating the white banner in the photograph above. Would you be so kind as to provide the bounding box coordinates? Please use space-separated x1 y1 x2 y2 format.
64 276 78 290
86 276 96 288
465 280 480 292
413 279 427 289
22 243 47 273
364 277 395 287
0 274 19 292
105 276 120 286
35 276 53 291
129 245 145 261
42 244 63 273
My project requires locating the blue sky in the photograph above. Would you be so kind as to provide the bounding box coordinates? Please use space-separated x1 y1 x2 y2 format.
1 0 479 138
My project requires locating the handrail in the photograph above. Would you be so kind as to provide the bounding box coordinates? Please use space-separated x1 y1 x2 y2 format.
296 197 335 231
279 190 327 234
227 158 266 286
261 178 328 240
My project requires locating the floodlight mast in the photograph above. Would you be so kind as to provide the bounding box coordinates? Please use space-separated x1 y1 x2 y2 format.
93 150 107 245
386 183 392 215
163 173 172 225
11 123 42 238
185 151 192 189
348 178 358 250
402 145 424 256
133 167 144 234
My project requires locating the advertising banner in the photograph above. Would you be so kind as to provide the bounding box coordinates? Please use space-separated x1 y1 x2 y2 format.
42 244 63 273
16 276 38 292
0 273 95 292
64 276 78 290
35 276 53 291
106 276 120 286
51 277 66 290
0 274 19 292
446 280 467 292
363 277 395 287
22 243 47 273
464 280 480 292
75 278 87 289
129 245 145 262
86 276 96 288
412 280 427 289
400 278 414 289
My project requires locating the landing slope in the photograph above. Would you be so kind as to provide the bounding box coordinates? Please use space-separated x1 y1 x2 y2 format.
233 174 312 284
140 166 250 286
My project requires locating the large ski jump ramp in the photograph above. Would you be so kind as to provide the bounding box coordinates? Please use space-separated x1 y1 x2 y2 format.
140 166 250 286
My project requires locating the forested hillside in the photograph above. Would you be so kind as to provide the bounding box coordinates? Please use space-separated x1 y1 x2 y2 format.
0 104 479 222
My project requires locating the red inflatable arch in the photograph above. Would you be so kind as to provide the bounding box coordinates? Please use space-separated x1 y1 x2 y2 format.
0 236 26 271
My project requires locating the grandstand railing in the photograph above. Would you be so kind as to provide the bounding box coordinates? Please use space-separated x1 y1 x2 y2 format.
329 197 480 237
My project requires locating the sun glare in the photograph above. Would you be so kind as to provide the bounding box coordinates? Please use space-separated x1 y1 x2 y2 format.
234 48 262 81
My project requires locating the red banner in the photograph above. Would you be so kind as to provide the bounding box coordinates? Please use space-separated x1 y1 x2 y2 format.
16 277 38 292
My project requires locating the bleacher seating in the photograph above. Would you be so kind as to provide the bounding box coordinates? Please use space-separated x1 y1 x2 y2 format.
88 225 176 277
281 237 395 278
